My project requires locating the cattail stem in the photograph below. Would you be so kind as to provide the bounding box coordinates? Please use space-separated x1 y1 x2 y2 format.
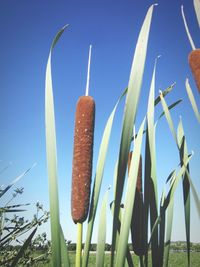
76 223 83 267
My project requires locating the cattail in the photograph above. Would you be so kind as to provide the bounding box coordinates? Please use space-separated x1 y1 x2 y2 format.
71 96 95 223
188 49 200 93
128 152 145 256
71 46 95 224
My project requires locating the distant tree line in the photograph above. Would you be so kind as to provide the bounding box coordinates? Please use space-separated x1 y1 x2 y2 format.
5 241 200 252
66 242 200 252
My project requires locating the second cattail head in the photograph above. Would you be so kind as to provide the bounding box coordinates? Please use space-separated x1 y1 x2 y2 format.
188 49 200 93
128 151 142 193
128 151 145 256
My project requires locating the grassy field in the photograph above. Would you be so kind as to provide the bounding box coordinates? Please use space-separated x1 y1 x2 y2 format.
32 252 200 267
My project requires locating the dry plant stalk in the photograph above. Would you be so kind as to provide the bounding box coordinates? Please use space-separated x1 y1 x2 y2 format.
71 96 95 223
128 151 144 256
188 49 200 93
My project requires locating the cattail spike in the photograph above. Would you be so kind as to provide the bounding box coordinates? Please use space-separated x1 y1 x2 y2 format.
71 96 95 223
85 45 92 96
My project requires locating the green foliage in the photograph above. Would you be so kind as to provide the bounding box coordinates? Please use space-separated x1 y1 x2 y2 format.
43 2 200 267
0 165 49 266
45 24 70 267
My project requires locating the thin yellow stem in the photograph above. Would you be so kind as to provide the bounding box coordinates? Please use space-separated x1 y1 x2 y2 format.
76 223 83 267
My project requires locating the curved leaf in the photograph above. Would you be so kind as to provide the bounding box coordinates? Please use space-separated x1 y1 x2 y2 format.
45 25 69 267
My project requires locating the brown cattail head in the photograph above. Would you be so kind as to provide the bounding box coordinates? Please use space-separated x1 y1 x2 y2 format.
128 152 145 256
71 96 95 224
188 49 200 93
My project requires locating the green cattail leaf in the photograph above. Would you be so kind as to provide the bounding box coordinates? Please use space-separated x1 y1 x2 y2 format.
166 170 177 186
147 57 157 159
181 5 196 50
113 160 118 199
164 156 192 266
154 82 176 106
185 168 200 219
194 0 200 28
159 91 178 145
96 188 109 267
164 154 192 211
158 190 166 266
82 88 127 267
185 78 200 123
131 83 177 142
60 225 70 267
158 99 182 120
110 197 134 267
115 118 145 267
162 154 192 267
164 194 174 267
177 119 191 266
161 161 192 267
45 25 68 267
159 192 166 266
131 98 181 143
146 57 159 266
147 216 161 249
112 5 156 264
10 227 37 267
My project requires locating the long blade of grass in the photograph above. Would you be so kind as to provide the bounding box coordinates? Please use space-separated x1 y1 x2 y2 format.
45 25 68 267
159 91 177 145
194 0 200 28
177 120 191 267
10 227 37 267
0 164 36 198
185 168 200 219
158 100 182 120
163 161 190 267
160 97 192 267
154 82 176 106
110 200 134 267
163 171 176 267
96 188 109 267
82 88 127 267
131 84 178 143
185 78 200 123
163 193 174 267
147 216 161 249
115 118 145 267
158 191 166 267
112 5 156 265
163 154 192 212
60 225 70 267
143 57 158 267
181 5 196 50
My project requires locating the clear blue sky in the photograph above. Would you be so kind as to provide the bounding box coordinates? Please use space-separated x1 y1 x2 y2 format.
0 0 199 243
